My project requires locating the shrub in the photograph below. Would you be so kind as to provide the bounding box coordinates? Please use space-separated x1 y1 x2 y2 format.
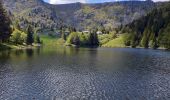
10 29 27 44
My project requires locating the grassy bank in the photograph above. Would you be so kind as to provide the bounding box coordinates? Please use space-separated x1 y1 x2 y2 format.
0 43 12 50
0 35 63 51
40 35 65 47
40 34 125 48
102 34 125 48
0 43 28 51
0 43 39 51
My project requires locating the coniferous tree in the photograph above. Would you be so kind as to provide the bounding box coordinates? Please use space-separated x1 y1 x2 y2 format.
26 25 34 45
35 34 41 44
159 25 170 49
140 28 149 48
150 36 158 49
72 35 80 46
60 26 66 40
124 2 170 49
0 1 11 42
15 20 21 30
61 33 66 40
89 30 99 46
73 27 76 32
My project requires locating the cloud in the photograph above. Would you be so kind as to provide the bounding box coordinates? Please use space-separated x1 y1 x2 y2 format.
153 0 170 2
49 0 87 4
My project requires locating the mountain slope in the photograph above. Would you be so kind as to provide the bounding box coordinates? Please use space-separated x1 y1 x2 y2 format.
72 1 156 30
122 2 170 49
3 0 63 31
3 0 156 31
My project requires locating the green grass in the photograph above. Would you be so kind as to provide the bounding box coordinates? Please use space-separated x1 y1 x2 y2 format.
98 34 115 45
102 35 125 48
0 35 64 51
40 35 65 47
0 34 125 50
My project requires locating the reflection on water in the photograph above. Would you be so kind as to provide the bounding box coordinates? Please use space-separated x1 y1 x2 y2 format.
26 49 34 57
0 47 170 100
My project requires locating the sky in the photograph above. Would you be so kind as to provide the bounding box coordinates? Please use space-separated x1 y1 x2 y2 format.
43 0 169 4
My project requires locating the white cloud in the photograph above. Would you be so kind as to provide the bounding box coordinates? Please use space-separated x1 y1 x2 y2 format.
153 0 170 2
49 0 87 4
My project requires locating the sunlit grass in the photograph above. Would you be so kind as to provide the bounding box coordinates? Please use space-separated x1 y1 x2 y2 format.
40 35 65 47
102 35 125 48
98 34 115 45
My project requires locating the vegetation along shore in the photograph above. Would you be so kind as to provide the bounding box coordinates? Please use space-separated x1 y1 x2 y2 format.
0 0 170 50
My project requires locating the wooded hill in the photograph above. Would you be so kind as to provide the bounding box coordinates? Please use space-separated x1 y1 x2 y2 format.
3 0 156 31
122 2 170 49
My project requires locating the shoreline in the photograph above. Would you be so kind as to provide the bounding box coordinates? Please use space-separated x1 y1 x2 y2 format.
0 43 41 51
101 46 169 51
0 43 169 52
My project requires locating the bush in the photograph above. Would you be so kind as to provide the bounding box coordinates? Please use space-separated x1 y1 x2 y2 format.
10 29 27 45
79 33 89 45
66 32 78 45
66 32 99 46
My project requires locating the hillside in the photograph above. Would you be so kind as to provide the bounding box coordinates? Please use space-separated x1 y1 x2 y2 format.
2 0 156 31
122 2 170 49
3 0 64 31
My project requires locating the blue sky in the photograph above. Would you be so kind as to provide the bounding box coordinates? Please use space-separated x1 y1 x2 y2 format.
43 0 169 4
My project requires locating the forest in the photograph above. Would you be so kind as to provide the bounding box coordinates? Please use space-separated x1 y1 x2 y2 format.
0 1 41 50
121 2 170 49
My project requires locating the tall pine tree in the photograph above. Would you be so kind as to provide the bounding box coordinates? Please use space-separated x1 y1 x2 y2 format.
0 1 11 42
26 25 34 45
89 29 99 46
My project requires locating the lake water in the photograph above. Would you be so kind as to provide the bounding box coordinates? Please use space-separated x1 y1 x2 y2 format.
0 47 170 100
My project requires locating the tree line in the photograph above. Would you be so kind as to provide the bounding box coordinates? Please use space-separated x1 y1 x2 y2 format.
0 1 41 46
121 2 170 49
64 29 99 47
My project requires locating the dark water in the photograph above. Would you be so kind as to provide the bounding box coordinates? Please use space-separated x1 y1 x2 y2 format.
0 46 170 100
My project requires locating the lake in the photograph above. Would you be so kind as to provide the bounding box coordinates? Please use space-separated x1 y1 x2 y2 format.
0 47 170 100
